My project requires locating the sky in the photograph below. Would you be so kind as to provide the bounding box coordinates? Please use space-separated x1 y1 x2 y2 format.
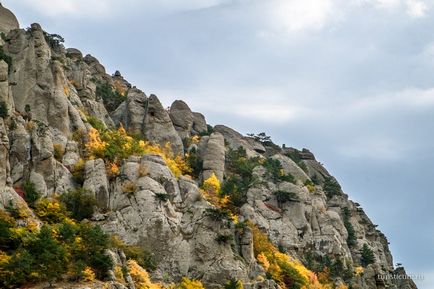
3 0 433 287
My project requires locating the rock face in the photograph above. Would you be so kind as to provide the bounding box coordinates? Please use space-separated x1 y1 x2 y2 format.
143 94 184 155
0 4 19 34
0 9 418 289
169 100 194 140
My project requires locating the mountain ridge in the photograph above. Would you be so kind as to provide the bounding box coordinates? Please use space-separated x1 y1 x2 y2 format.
0 5 418 289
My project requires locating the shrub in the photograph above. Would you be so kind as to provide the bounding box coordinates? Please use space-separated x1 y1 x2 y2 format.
304 179 315 193
81 266 96 282
53 143 65 161
29 225 68 284
177 277 205 289
96 82 125 112
59 189 96 221
199 124 214 136
0 46 12 73
263 158 295 183
224 279 243 289
221 147 261 209
87 115 106 132
43 32 64 49
205 208 231 222
72 158 86 186
247 132 273 145
273 190 298 203
0 101 8 118
22 181 40 208
323 177 342 198
85 126 191 177
34 199 69 224
127 259 163 289
111 235 157 271
216 234 233 244
342 208 356 247
186 147 202 178
360 244 375 267
154 193 170 202
122 181 137 194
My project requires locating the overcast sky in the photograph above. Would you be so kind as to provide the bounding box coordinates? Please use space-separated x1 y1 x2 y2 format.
3 0 434 287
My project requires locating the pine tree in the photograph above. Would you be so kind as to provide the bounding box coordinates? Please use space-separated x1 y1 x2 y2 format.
360 244 375 267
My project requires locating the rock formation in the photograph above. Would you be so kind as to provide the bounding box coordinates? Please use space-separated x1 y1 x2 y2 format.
0 4 418 289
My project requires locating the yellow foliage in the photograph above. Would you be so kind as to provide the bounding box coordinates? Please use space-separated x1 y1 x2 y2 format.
257 253 270 271
122 181 137 194
201 173 230 208
176 277 205 289
85 127 191 178
203 173 221 194
82 266 95 282
34 199 68 224
250 223 337 289
85 128 107 159
108 162 120 176
127 259 162 289
355 266 364 276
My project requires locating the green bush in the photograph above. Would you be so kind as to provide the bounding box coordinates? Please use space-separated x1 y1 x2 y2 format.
205 208 231 222
342 207 356 247
263 158 295 183
87 115 106 132
96 82 125 112
59 189 96 221
323 177 342 198
215 234 233 244
0 46 12 74
199 124 214 136
154 193 170 202
186 147 203 178
247 132 273 145
0 101 8 118
221 147 261 209
23 181 41 208
360 244 375 267
273 190 298 203
43 32 64 49
225 279 243 289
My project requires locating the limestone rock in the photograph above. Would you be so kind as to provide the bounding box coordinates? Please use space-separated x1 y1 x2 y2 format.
192 112 207 134
111 87 147 134
143 94 183 155
83 159 110 209
0 4 19 34
202 132 225 182
169 100 194 139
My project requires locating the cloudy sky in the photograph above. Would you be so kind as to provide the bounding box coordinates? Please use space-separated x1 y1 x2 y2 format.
3 0 433 287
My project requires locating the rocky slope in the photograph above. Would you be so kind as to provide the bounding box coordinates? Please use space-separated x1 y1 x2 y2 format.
0 5 417 289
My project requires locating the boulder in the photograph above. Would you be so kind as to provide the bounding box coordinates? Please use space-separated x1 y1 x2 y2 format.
169 100 194 139
202 132 225 182
143 94 184 155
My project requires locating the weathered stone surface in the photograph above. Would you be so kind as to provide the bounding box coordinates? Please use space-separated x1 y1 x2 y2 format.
202 132 225 182
143 94 184 155
111 87 147 134
83 159 110 209
169 100 194 140
192 112 207 134
0 4 19 34
214 125 259 157
271 154 309 184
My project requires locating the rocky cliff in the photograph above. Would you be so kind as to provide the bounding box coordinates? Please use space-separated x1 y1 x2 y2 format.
0 6 418 289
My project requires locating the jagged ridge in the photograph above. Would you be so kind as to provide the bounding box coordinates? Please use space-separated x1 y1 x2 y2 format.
0 6 417 289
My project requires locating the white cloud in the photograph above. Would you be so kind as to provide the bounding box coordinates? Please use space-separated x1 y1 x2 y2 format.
10 0 229 19
405 0 428 17
266 0 338 32
337 137 405 160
